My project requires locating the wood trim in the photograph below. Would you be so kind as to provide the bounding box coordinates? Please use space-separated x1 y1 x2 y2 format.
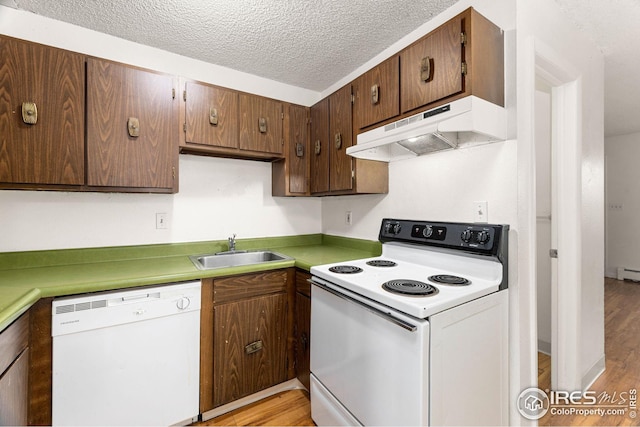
0 348 29 426
200 278 215 414
285 267 296 381
295 270 311 298
28 297 53 426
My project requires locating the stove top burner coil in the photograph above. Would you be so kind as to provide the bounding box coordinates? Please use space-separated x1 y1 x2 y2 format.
366 260 398 267
329 265 363 274
382 279 439 296
428 275 471 286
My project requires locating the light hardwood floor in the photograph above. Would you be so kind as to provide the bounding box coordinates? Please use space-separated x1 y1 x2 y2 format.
540 277 640 426
196 278 640 426
194 389 314 426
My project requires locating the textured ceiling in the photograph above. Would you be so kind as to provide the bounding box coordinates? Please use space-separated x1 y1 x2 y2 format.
9 0 457 92
5 0 639 136
554 0 640 137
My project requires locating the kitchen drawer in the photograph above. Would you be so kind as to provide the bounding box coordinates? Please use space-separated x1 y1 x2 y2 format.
213 270 287 304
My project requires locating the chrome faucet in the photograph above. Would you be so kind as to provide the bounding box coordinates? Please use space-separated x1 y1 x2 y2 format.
228 234 236 252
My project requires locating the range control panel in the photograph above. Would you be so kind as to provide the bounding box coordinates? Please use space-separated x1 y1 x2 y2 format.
379 218 508 256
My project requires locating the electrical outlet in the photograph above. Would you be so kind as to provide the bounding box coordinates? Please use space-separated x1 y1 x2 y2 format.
156 213 168 229
474 201 488 223
346 211 353 226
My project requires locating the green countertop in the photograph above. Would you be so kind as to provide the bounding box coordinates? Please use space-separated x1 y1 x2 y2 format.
0 234 380 332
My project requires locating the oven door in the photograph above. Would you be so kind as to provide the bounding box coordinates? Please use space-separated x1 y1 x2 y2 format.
310 277 429 426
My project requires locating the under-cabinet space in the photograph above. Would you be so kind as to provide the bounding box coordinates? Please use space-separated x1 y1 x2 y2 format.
0 35 85 188
86 58 179 192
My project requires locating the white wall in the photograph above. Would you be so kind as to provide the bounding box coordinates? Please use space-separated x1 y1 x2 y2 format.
605 131 640 277
0 6 322 252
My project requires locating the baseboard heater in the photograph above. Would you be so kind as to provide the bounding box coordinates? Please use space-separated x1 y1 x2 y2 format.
617 267 640 281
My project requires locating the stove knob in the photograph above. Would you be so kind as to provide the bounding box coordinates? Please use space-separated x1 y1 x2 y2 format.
461 229 472 243
422 225 433 238
384 222 392 233
478 231 490 245
392 223 402 234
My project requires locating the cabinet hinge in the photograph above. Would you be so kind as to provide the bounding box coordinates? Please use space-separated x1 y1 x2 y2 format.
281 112 284 120
183 123 186 132
351 94 355 104
183 90 187 101
282 138 284 146
351 169 355 180
460 32 467 45
461 62 468 76
172 88 176 99
172 167 176 179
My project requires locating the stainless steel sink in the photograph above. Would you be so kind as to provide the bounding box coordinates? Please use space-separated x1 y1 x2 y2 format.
189 250 293 270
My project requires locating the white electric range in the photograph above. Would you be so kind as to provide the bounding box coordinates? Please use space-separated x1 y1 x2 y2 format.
309 219 510 426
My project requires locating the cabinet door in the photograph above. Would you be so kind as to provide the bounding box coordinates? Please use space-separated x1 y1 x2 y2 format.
353 55 399 129
184 81 238 148
0 349 29 426
400 15 463 113
287 104 309 194
0 36 84 186
239 94 283 154
309 98 329 194
86 58 177 190
329 85 353 192
213 293 287 407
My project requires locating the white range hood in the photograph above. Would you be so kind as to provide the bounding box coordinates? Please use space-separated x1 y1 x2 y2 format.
347 96 506 162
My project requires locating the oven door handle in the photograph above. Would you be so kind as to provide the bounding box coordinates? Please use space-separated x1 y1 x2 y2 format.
310 279 418 332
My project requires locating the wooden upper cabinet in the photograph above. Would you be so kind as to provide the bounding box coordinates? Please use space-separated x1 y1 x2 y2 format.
353 55 400 130
286 104 309 194
329 85 353 192
184 81 238 149
239 94 283 155
400 15 463 113
272 103 310 196
400 8 504 114
309 98 329 194
86 58 178 191
0 36 85 186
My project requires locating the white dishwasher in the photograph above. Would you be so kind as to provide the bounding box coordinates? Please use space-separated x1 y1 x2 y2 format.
51 281 201 426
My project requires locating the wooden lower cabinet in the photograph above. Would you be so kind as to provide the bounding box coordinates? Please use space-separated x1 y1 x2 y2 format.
0 312 30 426
294 270 311 390
213 293 288 407
201 269 294 413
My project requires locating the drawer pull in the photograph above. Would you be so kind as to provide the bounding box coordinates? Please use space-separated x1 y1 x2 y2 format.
209 107 218 125
420 56 432 82
258 117 267 133
245 340 263 355
22 102 37 124
127 117 140 137
370 84 379 105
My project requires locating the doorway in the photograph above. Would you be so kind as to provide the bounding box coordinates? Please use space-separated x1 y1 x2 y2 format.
531 45 582 392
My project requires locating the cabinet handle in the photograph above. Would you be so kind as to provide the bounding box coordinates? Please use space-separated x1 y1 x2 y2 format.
245 340 263 355
421 56 432 82
209 107 218 126
301 332 308 352
314 140 321 155
21 102 37 125
127 117 140 137
334 132 342 149
296 142 305 157
370 84 379 105
258 117 267 133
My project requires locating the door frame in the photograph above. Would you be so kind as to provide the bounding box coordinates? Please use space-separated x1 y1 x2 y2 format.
518 35 583 400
